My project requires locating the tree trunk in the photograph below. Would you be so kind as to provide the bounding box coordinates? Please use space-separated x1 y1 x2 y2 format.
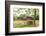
34 9 36 26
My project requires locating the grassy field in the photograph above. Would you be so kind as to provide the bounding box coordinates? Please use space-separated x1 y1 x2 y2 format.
13 20 39 28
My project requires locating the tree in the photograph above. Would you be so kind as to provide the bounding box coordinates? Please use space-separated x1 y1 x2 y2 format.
19 14 26 20
33 9 36 26
25 8 31 16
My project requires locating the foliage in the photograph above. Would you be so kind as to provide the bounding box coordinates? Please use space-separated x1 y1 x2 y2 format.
13 8 39 20
13 16 16 21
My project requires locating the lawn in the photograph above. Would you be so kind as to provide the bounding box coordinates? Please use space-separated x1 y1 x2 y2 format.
13 20 39 28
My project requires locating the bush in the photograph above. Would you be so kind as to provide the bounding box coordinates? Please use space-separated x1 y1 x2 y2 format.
13 16 16 21
27 21 33 25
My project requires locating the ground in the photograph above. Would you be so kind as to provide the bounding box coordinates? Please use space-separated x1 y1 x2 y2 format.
13 20 39 28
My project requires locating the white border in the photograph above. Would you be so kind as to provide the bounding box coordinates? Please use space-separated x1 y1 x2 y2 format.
10 5 43 33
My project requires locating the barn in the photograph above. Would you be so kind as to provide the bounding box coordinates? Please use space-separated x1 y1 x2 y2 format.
23 16 32 20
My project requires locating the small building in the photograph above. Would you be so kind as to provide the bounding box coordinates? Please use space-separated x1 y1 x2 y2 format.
23 16 32 20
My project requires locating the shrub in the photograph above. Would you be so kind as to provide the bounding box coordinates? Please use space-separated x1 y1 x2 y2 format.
27 21 33 25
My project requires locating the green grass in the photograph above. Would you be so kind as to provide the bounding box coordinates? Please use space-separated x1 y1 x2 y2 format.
13 24 33 28
13 20 39 28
